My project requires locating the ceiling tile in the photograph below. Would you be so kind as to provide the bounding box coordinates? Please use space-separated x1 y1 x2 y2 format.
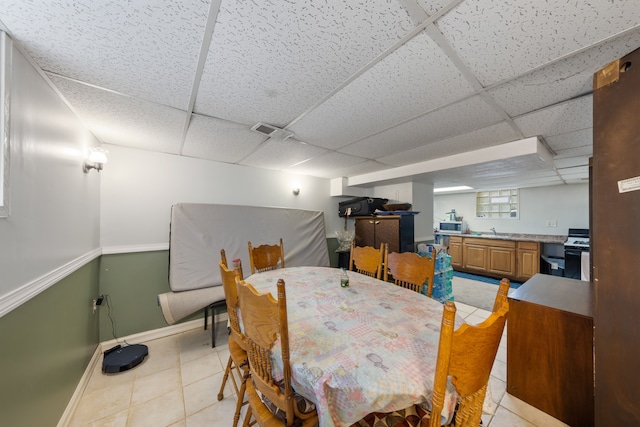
48 74 185 154
554 156 590 169
339 96 504 159
415 0 458 17
487 31 640 117
554 145 593 159
436 0 640 85
378 122 520 166
2 0 209 109
514 95 592 138
288 31 475 149
194 0 414 126
182 114 267 163
240 139 329 171
284 152 378 179
545 128 592 152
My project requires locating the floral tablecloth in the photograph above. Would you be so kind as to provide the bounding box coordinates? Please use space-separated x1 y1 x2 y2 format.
245 266 465 427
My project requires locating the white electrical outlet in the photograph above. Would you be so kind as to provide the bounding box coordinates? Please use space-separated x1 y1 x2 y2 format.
546 220 557 227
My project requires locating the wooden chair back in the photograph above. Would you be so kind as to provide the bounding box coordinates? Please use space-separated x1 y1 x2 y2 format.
219 249 245 349
349 241 387 279
237 278 317 426
492 278 511 313
429 300 509 427
248 238 285 274
383 251 436 296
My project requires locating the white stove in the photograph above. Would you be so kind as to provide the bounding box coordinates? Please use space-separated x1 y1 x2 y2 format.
564 237 590 249
564 228 590 280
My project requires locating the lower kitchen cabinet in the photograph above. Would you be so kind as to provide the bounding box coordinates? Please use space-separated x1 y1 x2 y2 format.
449 236 463 268
449 236 539 281
354 215 414 253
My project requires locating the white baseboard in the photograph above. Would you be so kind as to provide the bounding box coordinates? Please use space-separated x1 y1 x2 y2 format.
58 312 229 426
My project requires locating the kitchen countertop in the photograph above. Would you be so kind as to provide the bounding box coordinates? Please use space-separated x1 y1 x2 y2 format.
436 231 567 244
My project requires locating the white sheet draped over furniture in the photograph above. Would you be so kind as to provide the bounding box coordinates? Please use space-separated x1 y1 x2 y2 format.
158 203 330 324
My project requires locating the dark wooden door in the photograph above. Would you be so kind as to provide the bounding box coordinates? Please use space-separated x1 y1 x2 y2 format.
593 48 640 425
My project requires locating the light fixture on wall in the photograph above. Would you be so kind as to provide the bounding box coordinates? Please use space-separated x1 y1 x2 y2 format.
83 147 108 173
292 182 301 196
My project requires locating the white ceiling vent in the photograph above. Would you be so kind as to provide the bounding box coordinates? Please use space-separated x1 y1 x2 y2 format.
251 123 294 140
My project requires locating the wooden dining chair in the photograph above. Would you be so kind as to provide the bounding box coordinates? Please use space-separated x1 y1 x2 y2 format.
349 241 387 279
237 278 318 427
217 249 250 427
383 251 436 297
248 238 285 274
353 295 509 427
492 278 511 313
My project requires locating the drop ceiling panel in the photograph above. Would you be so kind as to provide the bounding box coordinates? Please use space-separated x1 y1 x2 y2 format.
240 139 329 171
554 156 590 169
288 31 475 149
1 0 209 109
545 128 592 152
415 0 458 17
487 31 640 117
194 1 414 125
514 96 592 138
48 75 185 154
284 152 376 179
436 0 640 86
339 96 504 159
554 145 593 160
378 122 520 166
182 114 267 163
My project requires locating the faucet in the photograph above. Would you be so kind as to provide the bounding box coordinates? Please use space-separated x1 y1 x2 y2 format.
490 227 497 236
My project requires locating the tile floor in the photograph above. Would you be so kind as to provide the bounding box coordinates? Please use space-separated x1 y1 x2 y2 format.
68 302 570 427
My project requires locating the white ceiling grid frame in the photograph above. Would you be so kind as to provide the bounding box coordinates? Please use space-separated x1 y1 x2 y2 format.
47 74 186 154
287 31 476 149
339 95 504 159
0 0 212 110
194 0 415 126
435 0 640 87
283 151 379 179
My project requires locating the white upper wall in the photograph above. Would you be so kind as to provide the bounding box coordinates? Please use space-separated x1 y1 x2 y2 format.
0 42 101 304
100 144 345 250
434 183 589 235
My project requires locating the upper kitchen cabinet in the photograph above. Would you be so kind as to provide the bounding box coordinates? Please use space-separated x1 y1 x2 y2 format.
354 215 415 254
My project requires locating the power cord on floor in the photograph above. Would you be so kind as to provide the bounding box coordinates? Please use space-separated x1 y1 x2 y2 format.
104 294 131 347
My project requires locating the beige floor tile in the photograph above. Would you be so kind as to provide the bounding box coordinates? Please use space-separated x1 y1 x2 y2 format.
183 374 221 416
491 359 506 382
181 351 224 386
499 394 570 427
84 361 138 394
70 381 133 425
463 313 488 325
127 388 185 427
132 366 182 405
488 406 536 427
133 346 180 379
187 398 238 427
495 344 507 364
452 301 477 316
86 409 128 427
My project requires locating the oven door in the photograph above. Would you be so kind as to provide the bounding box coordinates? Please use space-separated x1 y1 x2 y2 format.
565 247 587 279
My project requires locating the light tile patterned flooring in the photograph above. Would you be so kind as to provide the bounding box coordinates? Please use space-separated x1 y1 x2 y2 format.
68 302 570 427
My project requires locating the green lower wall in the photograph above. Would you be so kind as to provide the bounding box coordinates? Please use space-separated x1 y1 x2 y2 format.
99 239 339 341
0 258 100 427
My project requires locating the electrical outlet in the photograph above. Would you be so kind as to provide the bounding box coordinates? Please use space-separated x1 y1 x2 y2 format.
92 299 97 313
546 220 557 227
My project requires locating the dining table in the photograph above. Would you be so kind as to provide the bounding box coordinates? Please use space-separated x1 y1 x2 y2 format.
244 266 467 427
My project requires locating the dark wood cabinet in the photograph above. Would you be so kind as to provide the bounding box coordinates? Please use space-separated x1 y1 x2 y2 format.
507 274 594 427
354 215 414 253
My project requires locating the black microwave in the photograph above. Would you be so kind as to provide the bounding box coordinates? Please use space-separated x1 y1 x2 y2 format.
439 221 467 234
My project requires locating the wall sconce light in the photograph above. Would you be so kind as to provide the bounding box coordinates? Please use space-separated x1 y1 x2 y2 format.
292 182 301 196
83 147 108 173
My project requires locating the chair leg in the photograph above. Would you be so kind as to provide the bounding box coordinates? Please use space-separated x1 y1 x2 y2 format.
242 406 252 427
218 355 233 401
233 365 249 427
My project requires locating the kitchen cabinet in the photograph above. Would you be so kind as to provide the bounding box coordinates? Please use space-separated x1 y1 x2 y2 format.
448 235 539 281
516 241 540 280
507 274 593 427
354 215 414 253
449 236 463 268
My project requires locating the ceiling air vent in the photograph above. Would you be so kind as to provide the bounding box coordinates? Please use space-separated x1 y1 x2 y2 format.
251 123 294 140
